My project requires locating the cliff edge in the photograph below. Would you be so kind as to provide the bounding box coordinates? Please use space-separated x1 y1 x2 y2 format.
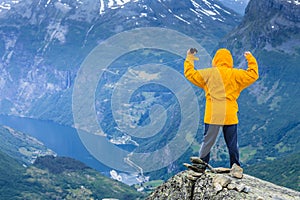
146 170 300 200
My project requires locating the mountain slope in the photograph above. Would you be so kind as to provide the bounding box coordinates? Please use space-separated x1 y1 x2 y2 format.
217 0 250 15
0 150 26 199
0 0 240 124
0 125 56 165
0 152 145 199
221 0 300 54
209 0 300 190
245 152 300 191
220 0 300 158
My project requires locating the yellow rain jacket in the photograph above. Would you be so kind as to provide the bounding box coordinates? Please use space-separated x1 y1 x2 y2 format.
184 48 259 125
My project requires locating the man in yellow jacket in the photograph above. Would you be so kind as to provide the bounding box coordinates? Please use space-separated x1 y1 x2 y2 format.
184 48 259 178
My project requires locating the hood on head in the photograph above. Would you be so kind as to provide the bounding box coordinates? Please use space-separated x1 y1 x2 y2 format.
212 48 233 68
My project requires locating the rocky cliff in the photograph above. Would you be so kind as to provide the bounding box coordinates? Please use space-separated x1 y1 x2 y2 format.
221 0 300 55
147 170 300 200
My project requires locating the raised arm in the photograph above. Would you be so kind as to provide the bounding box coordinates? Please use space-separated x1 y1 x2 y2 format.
235 51 259 90
184 49 206 89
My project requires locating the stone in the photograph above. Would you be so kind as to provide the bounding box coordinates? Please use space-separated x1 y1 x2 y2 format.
243 186 251 193
214 167 231 173
213 174 232 187
213 182 223 192
190 157 207 165
227 183 236 190
183 163 205 173
230 163 243 179
188 170 203 177
186 174 198 181
190 157 218 173
236 183 246 192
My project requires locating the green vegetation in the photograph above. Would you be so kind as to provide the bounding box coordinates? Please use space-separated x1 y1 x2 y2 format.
245 152 300 191
143 180 164 189
275 142 292 153
0 153 145 200
0 125 55 165
0 150 27 199
140 179 164 193
240 145 257 163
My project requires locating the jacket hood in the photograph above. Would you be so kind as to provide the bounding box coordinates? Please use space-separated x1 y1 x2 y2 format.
212 48 233 68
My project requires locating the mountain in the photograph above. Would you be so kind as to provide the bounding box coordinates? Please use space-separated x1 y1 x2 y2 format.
0 123 145 198
0 0 240 125
146 170 300 199
1 0 299 194
0 152 145 199
221 0 300 54
212 0 300 190
217 0 250 15
0 0 241 183
0 125 56 165
245 152 300 191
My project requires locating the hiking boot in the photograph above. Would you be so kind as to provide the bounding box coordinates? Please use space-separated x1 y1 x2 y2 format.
230 163 243 179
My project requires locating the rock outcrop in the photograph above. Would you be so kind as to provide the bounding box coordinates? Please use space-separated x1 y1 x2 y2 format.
221 0 300 56
147 170 300 200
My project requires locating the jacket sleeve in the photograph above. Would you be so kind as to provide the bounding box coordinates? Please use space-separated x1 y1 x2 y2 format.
184 57 206 89
235 54 259 90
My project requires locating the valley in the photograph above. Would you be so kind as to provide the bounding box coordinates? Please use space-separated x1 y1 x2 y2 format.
0 0 299 197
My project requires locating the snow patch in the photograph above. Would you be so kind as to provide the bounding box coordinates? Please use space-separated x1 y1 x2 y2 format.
0 3 11 10
202 0 212 7
99 0 105 14
174 14 191 24
45 0 51 7
108 0 136 9
200 8 217 16
287 0 300 5
190 8 202 18
140 13 147 17
214 4 231 15
54 2 72 13
160 13 166 18
190 0 200 8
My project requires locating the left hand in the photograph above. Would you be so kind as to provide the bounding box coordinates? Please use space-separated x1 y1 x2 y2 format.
186 48 199 61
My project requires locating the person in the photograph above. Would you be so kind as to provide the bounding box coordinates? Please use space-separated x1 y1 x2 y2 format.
184 48 259 178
